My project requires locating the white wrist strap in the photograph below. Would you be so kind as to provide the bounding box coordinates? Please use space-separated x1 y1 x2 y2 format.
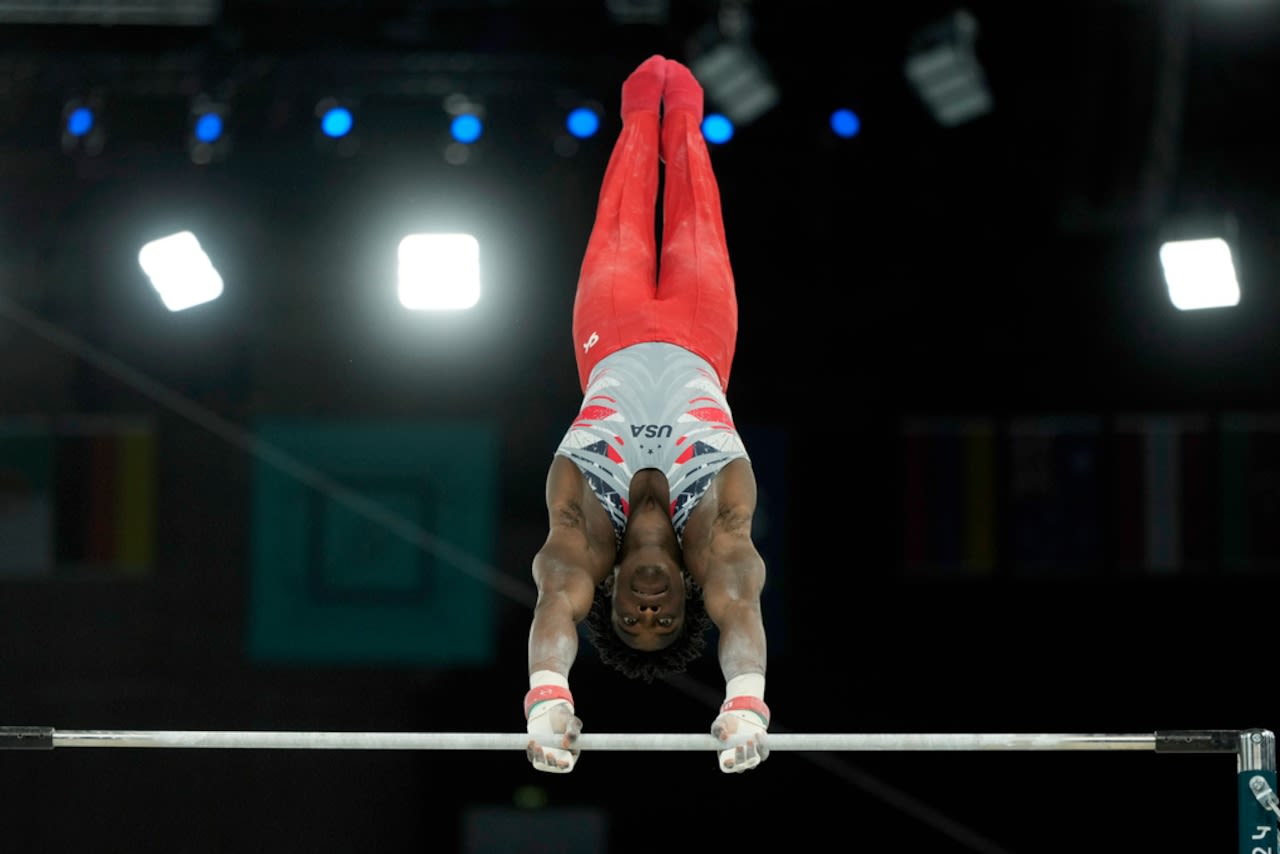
724 672 765 701
530 669 570 690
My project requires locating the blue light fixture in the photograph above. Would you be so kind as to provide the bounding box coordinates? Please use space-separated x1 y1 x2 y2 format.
701 113 734 144
66 106 94 137
194 112 223 143
830 108 861 139
451 114 483 144
566 107 600 139
321 106 354 139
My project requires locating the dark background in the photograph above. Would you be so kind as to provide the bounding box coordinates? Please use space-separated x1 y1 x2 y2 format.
1 1 1277 852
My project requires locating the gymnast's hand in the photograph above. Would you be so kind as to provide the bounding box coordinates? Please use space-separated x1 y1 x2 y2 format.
526 699 582 774
711 704 770 774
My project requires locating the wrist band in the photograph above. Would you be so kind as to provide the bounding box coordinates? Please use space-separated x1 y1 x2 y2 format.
721 695 770 726
724 672 765 699
529 669 569 690
524 685 574 719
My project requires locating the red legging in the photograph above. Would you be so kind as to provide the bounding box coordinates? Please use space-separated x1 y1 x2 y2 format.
571 109 738 393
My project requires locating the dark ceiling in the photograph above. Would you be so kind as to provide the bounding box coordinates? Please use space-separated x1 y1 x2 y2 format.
3 0 1280 415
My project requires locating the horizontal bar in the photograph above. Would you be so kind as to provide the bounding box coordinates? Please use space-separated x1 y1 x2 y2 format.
1155 729 1242 754
0 726 53 750
16 730 1162 752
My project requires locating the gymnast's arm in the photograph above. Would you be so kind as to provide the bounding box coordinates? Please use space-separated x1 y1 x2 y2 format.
701 464 767 684
700 463 770 772
701 508 767 685
528 518 598 679
523 460 609 773
529 457 608 678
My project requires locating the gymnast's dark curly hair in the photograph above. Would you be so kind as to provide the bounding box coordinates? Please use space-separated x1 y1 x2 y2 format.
581 573 713 683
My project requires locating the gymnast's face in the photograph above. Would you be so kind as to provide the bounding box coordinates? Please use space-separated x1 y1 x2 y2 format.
610 560 686 651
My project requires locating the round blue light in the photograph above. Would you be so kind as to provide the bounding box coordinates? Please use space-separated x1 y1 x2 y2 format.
194 112 223 143
321 107 353 138
66 107 94 137
701 113 734 144
451 114 483 144
830 108 861 138
566 107 600 139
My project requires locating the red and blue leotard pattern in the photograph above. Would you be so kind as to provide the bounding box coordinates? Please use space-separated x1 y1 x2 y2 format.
554 342 749 547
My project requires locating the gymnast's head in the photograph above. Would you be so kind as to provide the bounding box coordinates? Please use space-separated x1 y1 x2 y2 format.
581 547 712 682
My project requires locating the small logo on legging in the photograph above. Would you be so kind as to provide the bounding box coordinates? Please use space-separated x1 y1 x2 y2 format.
583 331 599 353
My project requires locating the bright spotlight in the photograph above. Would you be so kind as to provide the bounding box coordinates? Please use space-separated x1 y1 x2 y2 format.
701 113 734 144
450 114 483 144
1158 238 1241 311
398 233 481 311
830 108 861 138
566 107 600 139
138 231 224 312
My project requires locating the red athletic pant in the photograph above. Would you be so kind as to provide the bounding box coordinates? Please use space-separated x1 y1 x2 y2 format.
571 110 738 393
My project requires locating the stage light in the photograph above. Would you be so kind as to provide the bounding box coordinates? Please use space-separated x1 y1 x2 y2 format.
830 108 861 138
450 114 483 144
61 97 105 156
138 231 224 313
194 112 222 143
66 107 94 137
321 106 353 138
905 8 993 127
398 233 481 311
689 9 780 129
566 107 600 140
188 97 230 165
701 113 734 144
1159 238 1240 311
314 97 359 156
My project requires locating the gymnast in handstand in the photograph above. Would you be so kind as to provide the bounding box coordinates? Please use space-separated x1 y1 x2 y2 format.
523 55 770 775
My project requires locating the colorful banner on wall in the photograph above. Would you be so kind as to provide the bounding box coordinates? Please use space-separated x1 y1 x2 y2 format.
0 416 154 578
1006 415 1103 575
901 410 1280 577
902 417 997 575
1219 413 1280 573
247 418 500 667
0 422 54 577
1109 413 1212 574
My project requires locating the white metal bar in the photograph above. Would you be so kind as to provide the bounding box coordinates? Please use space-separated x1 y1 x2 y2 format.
48 731 1159 752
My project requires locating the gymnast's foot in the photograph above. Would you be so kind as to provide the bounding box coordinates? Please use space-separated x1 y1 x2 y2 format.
660 58 704 161
621 54 666 119
662 58 704 121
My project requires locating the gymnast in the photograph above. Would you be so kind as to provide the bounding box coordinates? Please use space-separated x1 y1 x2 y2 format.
524 55 769 774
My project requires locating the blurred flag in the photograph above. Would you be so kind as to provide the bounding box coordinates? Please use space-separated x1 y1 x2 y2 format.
0 416 154 577
0 421 54 577
1007 416 1103 576
54 417 156 575
1220 413 1280 573
902 417 997 575
1109 414 1211 574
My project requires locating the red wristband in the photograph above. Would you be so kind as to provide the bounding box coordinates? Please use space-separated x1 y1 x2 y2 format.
524 685 574 719
720 695 770 726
